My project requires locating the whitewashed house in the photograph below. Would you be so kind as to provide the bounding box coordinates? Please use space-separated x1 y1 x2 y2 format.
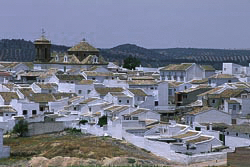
31 82 58 93
160 63 204 82
104 92 133 106
185 107 232 125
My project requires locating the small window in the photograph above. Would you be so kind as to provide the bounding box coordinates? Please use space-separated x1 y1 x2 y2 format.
89 107 91 112
78 90 82 94
155 101 158 106
87 90 91 94
228 80 231 83
32 110 37 115
42 80 44 83
212 99 216 103
49 90 52 93
183 95 187 99
119 100 122 103
71 81 74 84
66 81 69 83
92 78 96 80
184 86 187 89
233 105 236 110
236 133 238 136
5 114 8 116
224 68 226 71
40 107 44 111
23 110 28 115
74 107 77 111
150 87 154 90
132 117 138 120
235 68 238 72
127 100 129 103
11 114 15 116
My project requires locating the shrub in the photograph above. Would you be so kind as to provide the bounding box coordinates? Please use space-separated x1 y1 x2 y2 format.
79 120 88 125
127 158 136 164
12 120 28 137
97 115 107 127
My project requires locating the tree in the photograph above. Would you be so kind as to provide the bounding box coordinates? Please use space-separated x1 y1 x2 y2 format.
12 120 28 137
123 55 141 70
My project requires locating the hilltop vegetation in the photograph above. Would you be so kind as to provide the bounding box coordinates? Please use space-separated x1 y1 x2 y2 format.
1 39 250 69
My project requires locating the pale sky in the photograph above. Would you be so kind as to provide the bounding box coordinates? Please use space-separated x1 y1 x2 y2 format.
0 0 250 49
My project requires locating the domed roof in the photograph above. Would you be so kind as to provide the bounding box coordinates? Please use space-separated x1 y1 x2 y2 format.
34 35 51 44
68 39 99 52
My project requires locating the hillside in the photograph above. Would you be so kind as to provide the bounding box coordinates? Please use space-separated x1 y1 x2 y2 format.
1 39 250 69
0 131 171 166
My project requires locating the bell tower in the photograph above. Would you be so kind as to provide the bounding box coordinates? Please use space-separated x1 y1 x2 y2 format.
34 29 51 63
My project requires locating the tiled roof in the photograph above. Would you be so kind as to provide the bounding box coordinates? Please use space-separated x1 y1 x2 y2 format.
68 40 99 52
29 93 55 103
78 80 94 85
35 83 58 89
218 89 246 98
128 89 147 96
129 108 150 116
127 80 158 85
84 71 114 77
0 106 17 113
105 105 129 113
168 81 184 88
52 93 77 100
186 135 212 144
2 83 16 89
110 92 130 98
188 107 214 115
161 63 193 71
200 65 215 71
227 100 239 104
172 131 199 139
81 55 108 65
226 125 250 134
18 88 35 97
198 87 222 96
50 53 81 64
0 71 12 76
209 74 237 79
20 71 44 77
95 87 124 96
79 98 98 104
0 92 19 103
190 78 208 84
56 75 84 81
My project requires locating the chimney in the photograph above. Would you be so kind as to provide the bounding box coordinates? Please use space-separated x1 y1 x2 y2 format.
209 123 212 131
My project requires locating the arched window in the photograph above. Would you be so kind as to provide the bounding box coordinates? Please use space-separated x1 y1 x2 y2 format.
64 55 68 62
55 55 59 61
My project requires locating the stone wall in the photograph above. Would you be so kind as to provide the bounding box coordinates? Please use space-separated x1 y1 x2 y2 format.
27 122 64 136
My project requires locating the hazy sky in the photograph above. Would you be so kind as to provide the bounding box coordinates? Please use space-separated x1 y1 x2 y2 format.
0 0 250 49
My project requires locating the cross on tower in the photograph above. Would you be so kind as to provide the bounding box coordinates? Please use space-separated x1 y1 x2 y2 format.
41 28 45 37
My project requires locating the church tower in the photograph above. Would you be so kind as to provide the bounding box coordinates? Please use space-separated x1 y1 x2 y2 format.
34 30 51 63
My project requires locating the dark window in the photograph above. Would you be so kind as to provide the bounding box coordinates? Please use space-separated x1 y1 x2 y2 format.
71 81 74 84
119 100 122 103
183 95 187 99
212 99 216 103
89 107 91 112
233 105 236 110
78 90 82 94
11 114 15 116
32 110 37 115
127 100 129 103
184 86 187 89
87 90 91 94
150 87 154 90
66 81 69 83
23 110 28 115
195 127 201 131
42 80 44 82
49 90 52 93
92 78 96 80
236 133 238 136
228 80 231 83
5 114 8 116
132 117 138 120
40 107 44 111
74 107 77 111
155 101 158 106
